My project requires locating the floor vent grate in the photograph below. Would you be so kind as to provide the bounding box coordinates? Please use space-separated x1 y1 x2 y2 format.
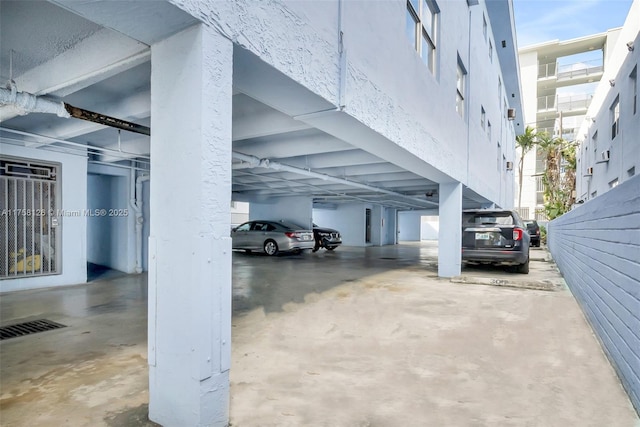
0 319 67 340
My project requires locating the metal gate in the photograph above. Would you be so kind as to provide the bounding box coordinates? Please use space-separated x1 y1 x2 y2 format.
1 156 60 279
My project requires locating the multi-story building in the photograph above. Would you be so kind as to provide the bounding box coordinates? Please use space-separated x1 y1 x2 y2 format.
516 28 622 221
0 0 522 424
575 2 639 201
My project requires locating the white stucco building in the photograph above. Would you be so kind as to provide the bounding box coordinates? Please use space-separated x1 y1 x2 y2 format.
516 25 625 221
575 0 639 201
0 0 523 424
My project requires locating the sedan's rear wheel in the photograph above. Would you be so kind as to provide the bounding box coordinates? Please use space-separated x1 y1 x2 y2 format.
264 240 278 256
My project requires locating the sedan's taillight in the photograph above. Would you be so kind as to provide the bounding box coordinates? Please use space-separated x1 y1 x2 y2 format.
513 228 524 241
285 232 298 238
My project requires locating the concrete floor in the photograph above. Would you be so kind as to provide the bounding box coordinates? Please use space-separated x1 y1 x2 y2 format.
1 242 638 426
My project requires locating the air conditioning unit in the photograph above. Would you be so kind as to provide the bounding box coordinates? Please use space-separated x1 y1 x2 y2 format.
506 161 513 171
601 150 610 161
507 108 516 120
585 167 593 176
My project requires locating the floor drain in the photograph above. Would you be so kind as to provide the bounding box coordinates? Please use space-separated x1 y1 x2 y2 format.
0 319 67 340
380 257 398 260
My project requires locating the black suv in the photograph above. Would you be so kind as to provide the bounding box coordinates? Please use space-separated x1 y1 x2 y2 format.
523 220 541 247
312 224 342 252
462 209 530 273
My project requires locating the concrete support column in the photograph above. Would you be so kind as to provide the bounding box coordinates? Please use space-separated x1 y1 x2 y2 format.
438 182 463 277
148 24 232 426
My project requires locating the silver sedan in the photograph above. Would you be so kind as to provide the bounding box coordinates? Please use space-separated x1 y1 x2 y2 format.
231 220 315 256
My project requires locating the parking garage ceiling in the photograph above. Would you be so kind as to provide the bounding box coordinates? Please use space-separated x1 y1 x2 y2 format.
0 0 491 211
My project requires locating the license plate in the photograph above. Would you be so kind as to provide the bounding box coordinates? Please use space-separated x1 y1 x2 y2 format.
475 233 491 240
303 235 311 241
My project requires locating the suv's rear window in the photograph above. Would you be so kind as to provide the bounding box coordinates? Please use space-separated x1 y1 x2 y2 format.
463 212 514 225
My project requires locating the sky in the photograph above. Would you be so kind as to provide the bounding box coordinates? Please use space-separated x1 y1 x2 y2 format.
513 0 634 48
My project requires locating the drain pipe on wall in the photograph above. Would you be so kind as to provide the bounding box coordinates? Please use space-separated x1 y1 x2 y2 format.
130 165 150 274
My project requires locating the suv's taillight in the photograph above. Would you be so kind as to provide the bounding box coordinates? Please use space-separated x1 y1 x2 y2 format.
513 228 524 241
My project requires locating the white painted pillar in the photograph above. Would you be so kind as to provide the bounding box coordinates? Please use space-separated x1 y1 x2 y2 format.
148 24 232 426
438 182 463 277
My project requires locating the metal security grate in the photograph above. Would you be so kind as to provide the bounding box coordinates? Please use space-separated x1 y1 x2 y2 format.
0 319 66 340
1 156 60 279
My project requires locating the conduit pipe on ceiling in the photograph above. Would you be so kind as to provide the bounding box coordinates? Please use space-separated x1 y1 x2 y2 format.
232 151 438 207
0 127 151 162
0 86 150 136
0 85 70 118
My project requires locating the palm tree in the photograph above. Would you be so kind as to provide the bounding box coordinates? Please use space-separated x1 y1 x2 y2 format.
536 133 577 219
515 126 538 211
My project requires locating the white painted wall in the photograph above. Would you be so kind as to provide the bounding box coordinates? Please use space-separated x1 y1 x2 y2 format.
398 210 439 241
576 0 640 202
0 144 87 292
174 0 520 208
313 204 366 246
398 211 422 241
86 163 137 273
421 215 439 240
515 50 540 215
383 207 397 245
250 196 313 229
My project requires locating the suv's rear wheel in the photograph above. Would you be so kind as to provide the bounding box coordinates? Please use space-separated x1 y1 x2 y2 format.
513 258 530 274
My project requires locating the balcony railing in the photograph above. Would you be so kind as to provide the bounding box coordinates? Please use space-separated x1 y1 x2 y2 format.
557 59 603 81
537 94 594 113
538 59 603 81
557 94 593 112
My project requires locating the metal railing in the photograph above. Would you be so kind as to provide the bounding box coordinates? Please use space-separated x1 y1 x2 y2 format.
557 59 603 81
557 94 593 112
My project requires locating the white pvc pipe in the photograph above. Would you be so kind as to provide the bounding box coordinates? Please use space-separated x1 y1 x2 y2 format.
129 167 150 274
0 87 70 118
0 127 151 162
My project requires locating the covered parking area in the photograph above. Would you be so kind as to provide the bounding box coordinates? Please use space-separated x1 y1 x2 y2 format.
1 242 638 425
1 1 514 424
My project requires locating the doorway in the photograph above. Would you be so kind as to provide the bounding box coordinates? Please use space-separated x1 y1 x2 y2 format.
365 208 372 243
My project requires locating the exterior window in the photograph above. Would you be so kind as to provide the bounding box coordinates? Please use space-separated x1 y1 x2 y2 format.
405 1 419 50
481 106 486 130
406 0 439 74
483 14 487 41
487 120 492 139
456 58 466 118
631 66 637 115
628 166 636 177
609 178 619 188
498 77 502 105
611 97 620 139
489 40 493 62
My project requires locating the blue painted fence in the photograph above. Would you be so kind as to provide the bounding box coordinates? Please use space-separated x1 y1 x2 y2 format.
548 174 640 414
